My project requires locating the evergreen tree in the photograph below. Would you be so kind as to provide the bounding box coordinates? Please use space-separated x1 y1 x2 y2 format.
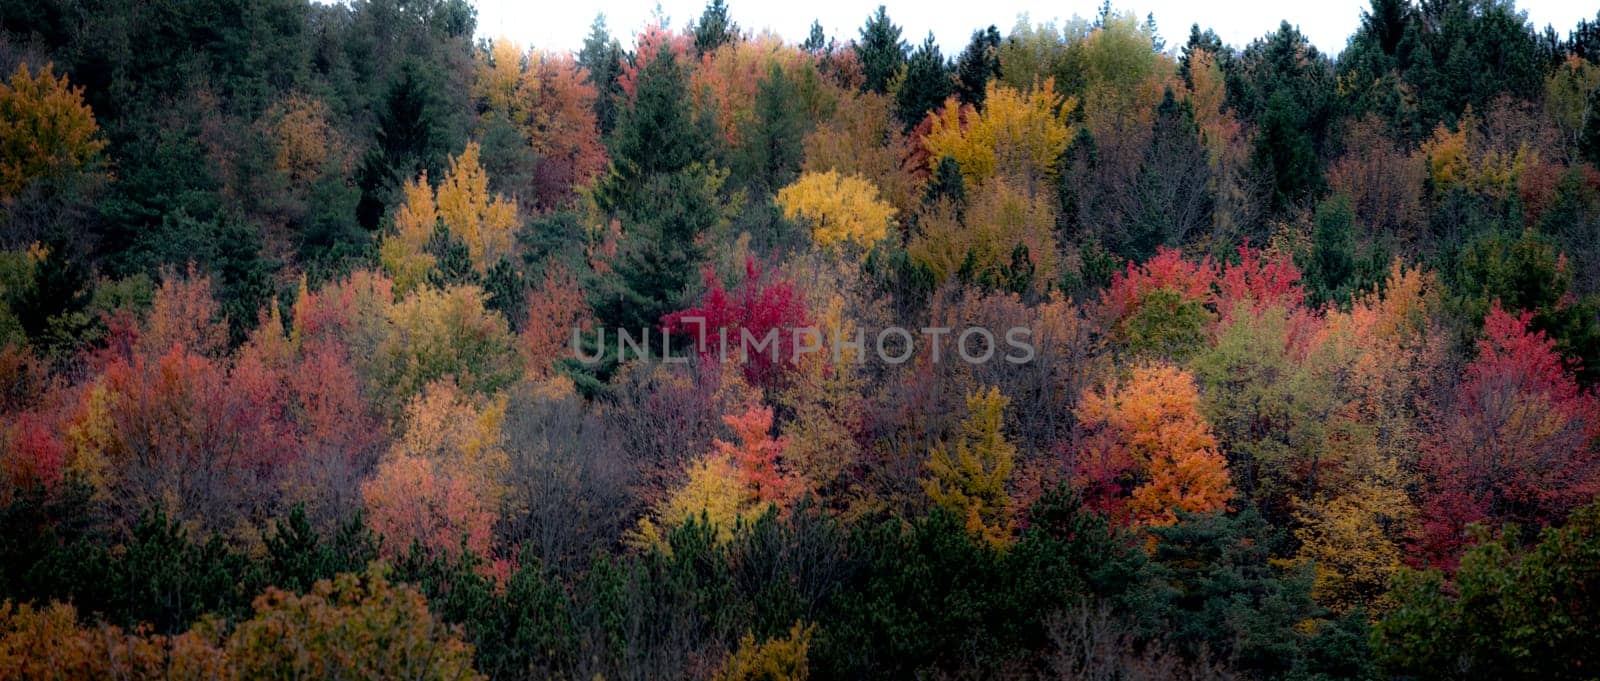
1125 89 1212 259
855 5 907 95
692 0 738 57
578 15 626 136
356 62 444 231
894 33 951 131
954 26 1001 109
802 20 828 54
738 63 805 193
1581 85 1600 167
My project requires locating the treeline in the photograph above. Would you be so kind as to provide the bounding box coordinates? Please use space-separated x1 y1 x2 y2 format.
3 0 1600 678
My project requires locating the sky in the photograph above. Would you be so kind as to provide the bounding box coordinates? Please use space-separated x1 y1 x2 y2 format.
472 0 1596 59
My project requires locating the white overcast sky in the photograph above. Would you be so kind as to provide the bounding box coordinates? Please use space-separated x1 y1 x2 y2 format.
473 0 1596 58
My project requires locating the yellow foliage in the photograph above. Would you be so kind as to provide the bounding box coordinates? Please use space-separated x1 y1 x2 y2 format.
379 172 440 294
713 621 815 681
1420 109 1532 199
260 93 344 186
380 143 519 293
921 80 1076 192
776 170 895 250
801 91 918 214
0 62 105 198
436 142 518 267
923 386 1017 549
909 178 1059 291
1294 475 1415 613
632 452 763 551
392 380 510 498
475 37 531 120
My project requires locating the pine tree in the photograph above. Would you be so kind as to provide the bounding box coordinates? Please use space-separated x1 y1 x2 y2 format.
356 63 444 231
954 26 1001 109
739 63 805 193
1580 85 1600 166
923 386 1017 549
577 15 626 136
894 33 951 131
855 5 906 95
692 0 738 57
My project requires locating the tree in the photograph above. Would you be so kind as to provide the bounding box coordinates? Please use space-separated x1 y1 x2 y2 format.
372 284 520 415
775 171 895 251
1415 304 1600 565
663 259 811 389
737 63 806 193
714 405 797 504
356 63 446 231
894 34 950 131
954 26 1002 109
921 80 1076 194
229 569 485 680
1123 88 1212 260
714 621 814 681
855 6 907 95
692 0 739 57
0 62 105 200
924 386 1018 549
1376 500 1600 679
577 15 626 136
1074 363 1235 527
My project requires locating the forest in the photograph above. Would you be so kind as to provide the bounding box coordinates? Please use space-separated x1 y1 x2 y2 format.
2 0 1600 678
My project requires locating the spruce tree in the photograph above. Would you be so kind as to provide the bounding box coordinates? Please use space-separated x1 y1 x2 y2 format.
954 26 1001 108
894 33 951 131
855 5 906 95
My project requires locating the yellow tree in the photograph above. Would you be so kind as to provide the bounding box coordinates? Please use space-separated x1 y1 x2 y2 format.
436 142 518 267
379 143 518 292
775 170 896 250
909 177 1060 291
378 173 439 293
0 62 105 198
1294 476 1415 613
802 91 918 214
921 80 1076 193
923 386 1017 549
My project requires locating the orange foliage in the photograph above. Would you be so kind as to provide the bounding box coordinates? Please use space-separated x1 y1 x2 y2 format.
1075 363 1235 527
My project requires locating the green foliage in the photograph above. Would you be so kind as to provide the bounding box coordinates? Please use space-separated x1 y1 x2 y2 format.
855 6 907 95
894 33 951 131
1120 288 1214 362
955 26 1002 109
1303 194 1385 307
1374 501 1600 680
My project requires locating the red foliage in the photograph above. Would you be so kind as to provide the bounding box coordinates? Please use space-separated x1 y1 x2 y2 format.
713 405 796 503
618 24 693 99
1414 303 1600 567
663 258 811 389
1096 247 1218 324
1215 245 1305 313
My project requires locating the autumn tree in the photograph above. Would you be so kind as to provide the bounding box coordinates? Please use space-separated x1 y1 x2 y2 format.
0 63 105 199
801 91 918 214
1074 363 1235 528
229 569 485 680
379 143 518 292
924 386 1017 548
663 259 811 389
372 284 520 415
921 80 1076 194
1415 303 1600 565
776 170 895 251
